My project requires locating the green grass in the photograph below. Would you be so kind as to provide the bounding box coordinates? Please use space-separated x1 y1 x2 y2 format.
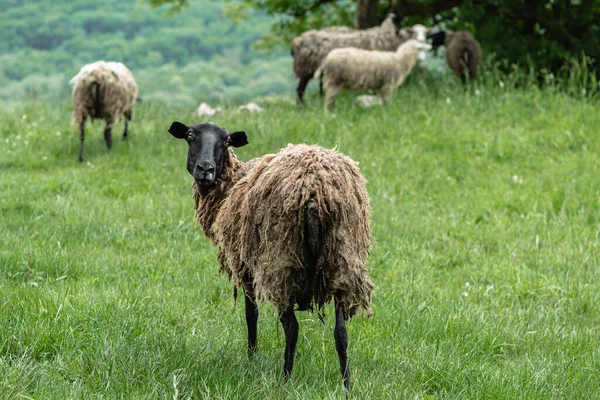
1 80 600 399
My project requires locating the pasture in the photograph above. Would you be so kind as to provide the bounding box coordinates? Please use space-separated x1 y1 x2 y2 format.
1 80 599 398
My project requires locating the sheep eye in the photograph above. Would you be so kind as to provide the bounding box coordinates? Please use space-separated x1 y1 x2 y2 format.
187 132 193 141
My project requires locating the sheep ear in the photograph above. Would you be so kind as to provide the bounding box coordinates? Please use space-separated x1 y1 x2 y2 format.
168 121 189 139
228 131 249 148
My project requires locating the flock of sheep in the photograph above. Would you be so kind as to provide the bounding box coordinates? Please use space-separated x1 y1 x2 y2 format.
67 16 482 389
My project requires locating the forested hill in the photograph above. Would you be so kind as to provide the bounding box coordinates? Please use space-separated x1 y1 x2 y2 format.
0 0 294 107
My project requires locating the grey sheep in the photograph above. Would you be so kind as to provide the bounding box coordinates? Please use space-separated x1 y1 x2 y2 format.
429 30 482 83
291 14 412 106
168 122 373 389
315 39 432 111
70 61 138 161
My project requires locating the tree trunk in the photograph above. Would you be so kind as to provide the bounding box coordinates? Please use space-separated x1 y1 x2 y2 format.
354 0 380 29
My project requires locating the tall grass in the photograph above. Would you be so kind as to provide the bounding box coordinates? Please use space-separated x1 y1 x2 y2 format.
1 68 599 399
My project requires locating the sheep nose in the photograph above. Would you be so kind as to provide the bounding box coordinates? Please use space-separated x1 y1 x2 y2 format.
196 162 215 174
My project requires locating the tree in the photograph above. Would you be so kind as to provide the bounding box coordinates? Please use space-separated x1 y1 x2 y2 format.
147 0 600 74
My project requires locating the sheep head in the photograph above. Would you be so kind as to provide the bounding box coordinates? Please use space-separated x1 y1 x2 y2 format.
168 121 248 192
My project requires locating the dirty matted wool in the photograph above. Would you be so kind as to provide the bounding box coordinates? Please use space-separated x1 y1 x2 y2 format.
71 61 138 127
204 144 373 318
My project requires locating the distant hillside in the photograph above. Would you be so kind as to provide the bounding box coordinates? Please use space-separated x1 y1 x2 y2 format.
0 0 294 106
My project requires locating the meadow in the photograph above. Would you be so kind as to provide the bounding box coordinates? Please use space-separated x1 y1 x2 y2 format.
1 73 600 398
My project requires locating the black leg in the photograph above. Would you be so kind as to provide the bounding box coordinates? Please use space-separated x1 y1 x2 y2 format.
334 300 350 390
123 112 131 140
319 77 324 97
78 118 86 162
296 75 311 107
279 306 299 378
244 292 258 356
104 125 112 150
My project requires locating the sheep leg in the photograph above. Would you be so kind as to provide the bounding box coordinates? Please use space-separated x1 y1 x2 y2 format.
123 112 131 140
296 75 311 108
104 125 113 150
380 86 394 105
78 118 86 162
334 300 350 390
244 292 259 356
324 86 339 112
279 306 299 378
319 77 324 97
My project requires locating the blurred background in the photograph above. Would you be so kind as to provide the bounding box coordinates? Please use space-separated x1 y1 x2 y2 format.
1 0 598 108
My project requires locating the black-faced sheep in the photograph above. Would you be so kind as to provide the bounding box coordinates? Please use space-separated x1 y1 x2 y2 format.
168 122 373 389
315 39 432 111
70 61 138 161
291 13 409 106
429 30 482 83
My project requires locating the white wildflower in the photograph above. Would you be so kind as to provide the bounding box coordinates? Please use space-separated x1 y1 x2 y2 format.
462 292 469 297
499 81 504 88
56 131 61 136
446 97 451 104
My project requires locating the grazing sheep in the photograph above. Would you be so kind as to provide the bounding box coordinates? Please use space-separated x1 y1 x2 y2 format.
291 13 412 106
70 61 138 161
315 39 432 111
168 122 373 389
428 30 482 83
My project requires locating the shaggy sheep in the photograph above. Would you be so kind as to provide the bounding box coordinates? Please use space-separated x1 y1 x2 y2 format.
291 13 411 106
70 61 138 161
428 30 482 83
168 121 373 389
315 39 432 111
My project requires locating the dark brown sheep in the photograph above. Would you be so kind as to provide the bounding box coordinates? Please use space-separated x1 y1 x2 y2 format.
429 30 482 83
169 122 373 389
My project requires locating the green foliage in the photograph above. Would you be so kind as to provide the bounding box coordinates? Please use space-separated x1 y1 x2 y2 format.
220 0 600 76
1 0 294 107
451 0 600 74
1 76 600 397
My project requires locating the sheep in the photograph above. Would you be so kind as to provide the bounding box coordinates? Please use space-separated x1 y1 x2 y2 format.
315 39 432 111
291 13 412 106
428 30 482 83
70 61 138 161
168 121 373 389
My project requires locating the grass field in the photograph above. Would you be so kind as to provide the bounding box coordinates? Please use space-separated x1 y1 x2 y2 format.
1 77 600 398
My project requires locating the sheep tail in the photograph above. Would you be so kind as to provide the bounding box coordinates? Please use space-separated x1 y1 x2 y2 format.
91 82 100 118
298 198 326 321
461 47 477 81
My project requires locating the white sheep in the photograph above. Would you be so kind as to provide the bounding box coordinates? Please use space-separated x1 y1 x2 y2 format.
314 39 432 111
